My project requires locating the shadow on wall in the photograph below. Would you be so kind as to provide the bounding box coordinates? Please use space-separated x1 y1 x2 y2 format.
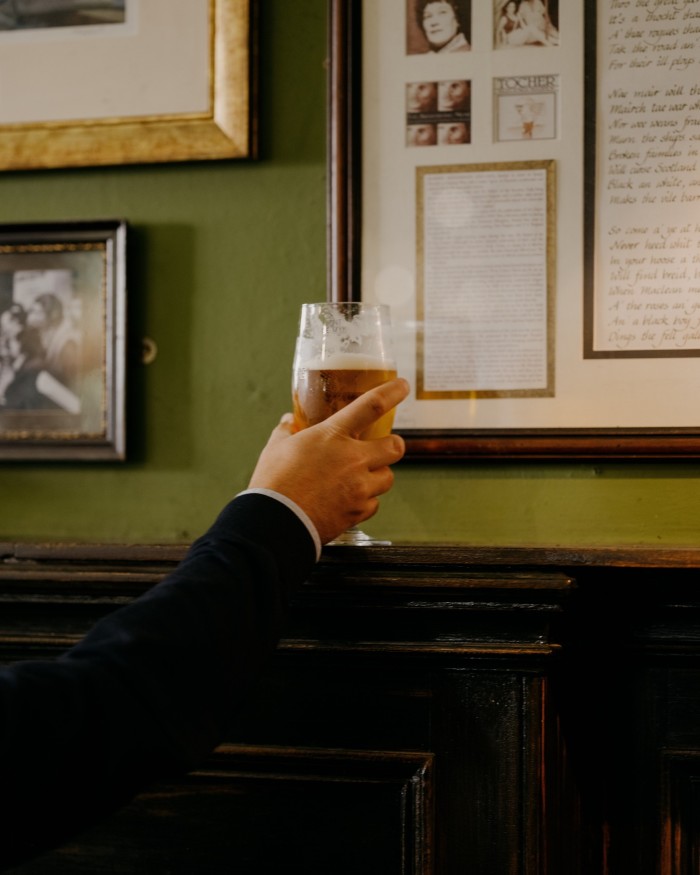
126 223 194 469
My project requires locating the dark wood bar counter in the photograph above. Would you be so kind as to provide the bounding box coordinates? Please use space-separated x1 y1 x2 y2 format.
1 543 698 874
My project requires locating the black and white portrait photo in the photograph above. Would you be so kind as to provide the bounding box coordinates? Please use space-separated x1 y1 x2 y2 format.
0 221 126 461
494 0 559 49
0 270 83 413
406 0 471 55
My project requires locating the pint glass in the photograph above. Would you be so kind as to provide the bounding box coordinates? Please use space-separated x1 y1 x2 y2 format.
292 302 397 437
291 301 397 545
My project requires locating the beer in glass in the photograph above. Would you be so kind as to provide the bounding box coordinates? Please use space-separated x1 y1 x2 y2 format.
291 301 397 544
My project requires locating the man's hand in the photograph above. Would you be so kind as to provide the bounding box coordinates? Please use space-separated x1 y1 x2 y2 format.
249 378 409 544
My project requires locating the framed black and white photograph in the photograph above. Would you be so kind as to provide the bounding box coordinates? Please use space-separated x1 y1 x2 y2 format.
0 220 126 461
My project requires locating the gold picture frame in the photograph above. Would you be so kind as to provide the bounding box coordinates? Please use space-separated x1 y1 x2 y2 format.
415 159 556 403
0 0 257 171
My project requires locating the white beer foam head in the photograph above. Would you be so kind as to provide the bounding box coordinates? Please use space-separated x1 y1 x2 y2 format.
295 303 395 365
299 352 395 370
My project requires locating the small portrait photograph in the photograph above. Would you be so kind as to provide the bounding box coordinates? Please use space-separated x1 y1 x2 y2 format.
438 122 470 145
407 123 438 147
406 78 471 147
438 79 471 113
0 269 86 414
407 81 439 115
406 83 440 145
494 0 559 49
406 0 471 55
494 75 558 141
0 0 126 32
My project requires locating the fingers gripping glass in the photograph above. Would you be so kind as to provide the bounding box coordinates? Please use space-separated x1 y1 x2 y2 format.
292 302 397 546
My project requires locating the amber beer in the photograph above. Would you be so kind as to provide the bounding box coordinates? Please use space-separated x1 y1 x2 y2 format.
293 352 398 439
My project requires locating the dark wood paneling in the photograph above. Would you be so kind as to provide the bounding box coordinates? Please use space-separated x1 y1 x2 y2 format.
661 752 700 875
12 746 433 875
2 544 700 873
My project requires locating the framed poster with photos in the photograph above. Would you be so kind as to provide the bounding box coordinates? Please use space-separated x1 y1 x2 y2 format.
0 220 126 461
327 0 700 460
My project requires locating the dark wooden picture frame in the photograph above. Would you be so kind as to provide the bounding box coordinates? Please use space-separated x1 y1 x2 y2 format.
0 219 127 461
326 0 700 460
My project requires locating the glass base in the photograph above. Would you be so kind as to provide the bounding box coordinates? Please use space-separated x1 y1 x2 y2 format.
327 525 392 546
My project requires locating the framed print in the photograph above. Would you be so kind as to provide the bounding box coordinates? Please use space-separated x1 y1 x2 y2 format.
327 0 700 459
583 3 700 361
0 0 256 171
0 220 126 461
415 160 555 400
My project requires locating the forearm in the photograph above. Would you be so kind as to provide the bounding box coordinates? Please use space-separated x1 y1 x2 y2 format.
0 493 316 869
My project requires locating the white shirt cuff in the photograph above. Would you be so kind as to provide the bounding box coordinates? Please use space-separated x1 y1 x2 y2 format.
236 488 322 561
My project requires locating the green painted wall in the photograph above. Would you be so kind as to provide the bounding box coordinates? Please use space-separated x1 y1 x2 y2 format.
2 0 700 548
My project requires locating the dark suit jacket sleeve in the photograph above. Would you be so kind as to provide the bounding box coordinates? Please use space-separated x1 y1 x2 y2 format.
0 493 317 870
